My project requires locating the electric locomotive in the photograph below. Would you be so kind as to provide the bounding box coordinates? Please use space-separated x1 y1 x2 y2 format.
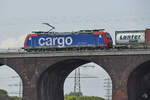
23 29 113 51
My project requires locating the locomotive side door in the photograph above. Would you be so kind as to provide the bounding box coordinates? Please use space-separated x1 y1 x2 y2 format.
28 36 33 47
97 34 104 47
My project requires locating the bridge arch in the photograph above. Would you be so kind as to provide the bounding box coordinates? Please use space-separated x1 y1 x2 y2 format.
0 63 23 99
37 58 112 100
127 60 150 100
64 62 112 99
0 62 23 82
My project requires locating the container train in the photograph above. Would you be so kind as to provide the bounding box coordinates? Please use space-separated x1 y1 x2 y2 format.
23 28 150 52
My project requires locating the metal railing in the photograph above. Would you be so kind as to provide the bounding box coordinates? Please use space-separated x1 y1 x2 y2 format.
0 47 150 54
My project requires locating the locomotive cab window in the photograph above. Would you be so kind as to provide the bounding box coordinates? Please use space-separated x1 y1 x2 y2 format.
105 33 112 40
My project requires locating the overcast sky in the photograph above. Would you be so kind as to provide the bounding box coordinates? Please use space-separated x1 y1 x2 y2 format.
0 0 150 48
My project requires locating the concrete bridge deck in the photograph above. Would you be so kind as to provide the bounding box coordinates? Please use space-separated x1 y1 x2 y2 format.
0 49 150 58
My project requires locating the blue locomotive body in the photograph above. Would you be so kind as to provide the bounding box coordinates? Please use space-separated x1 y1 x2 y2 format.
24 30 113 51
26 34 105 48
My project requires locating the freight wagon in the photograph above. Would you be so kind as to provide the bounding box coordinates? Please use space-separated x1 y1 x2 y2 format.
23 29 113 51
115 29 150 48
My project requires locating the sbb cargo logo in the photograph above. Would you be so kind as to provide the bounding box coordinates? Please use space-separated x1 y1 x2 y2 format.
38 37 73 47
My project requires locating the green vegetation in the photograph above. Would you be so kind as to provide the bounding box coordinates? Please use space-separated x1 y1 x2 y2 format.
64 95 105 100
0 89 7 95
0 89 21 100
0 89 105 100
65 92 105 100
65 92 83 96
11 96 22 100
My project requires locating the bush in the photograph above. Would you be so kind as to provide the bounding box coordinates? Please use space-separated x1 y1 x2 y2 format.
0 89 8 95
0 89 21 100
64 95 105 100
10 96 22 100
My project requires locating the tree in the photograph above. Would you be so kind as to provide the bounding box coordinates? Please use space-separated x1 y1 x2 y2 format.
0 89 8 95
64 95 105 100
65 92 105 100
0 89 21 100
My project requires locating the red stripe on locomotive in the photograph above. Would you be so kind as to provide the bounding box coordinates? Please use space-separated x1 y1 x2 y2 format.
24 33 37 48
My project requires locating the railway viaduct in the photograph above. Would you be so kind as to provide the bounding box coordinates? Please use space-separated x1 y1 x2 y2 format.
0 49 150 100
